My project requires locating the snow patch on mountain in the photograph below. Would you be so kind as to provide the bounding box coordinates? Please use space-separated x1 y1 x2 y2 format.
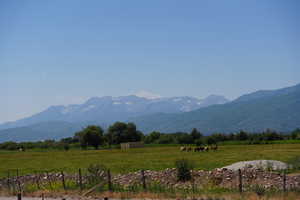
61 105 78 114
82 105 96 112
61 107 71 114
135 91 162 99
173 98 182 102
180 105 192 112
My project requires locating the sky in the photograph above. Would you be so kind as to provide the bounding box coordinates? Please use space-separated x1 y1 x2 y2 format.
0 0 299 123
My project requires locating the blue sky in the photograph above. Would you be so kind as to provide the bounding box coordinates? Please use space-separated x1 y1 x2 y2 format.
0 0 299 123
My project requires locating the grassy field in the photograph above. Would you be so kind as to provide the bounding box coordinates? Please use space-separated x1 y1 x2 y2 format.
0 143 300 177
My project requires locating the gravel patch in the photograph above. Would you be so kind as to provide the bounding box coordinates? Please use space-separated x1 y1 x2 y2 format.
222 160 289 171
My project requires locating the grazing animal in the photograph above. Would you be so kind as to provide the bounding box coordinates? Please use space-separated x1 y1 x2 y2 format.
187 147 192 152
194 147 204 152
181 145 216 153
199 146 205 152
211 144 218 151
180 146 187 151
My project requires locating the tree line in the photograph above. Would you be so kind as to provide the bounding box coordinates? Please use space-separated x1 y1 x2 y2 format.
0 122 299 150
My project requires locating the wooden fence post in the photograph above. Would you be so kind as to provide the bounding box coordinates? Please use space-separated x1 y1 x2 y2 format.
78 168 83 191
17 192 22 200
16 169 21 193
11 171 16 193
36 176 40 190
141 170 146 190
34 171 40 190
107 169 112 191
61 171 66 190
7 170 10 189
283 170 287 192
238 169 243 193
46 171 53 189
191 170 195 194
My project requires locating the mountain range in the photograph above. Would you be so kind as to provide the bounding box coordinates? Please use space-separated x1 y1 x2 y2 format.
1 83 299 142
0 94 229 141
133 83 300 134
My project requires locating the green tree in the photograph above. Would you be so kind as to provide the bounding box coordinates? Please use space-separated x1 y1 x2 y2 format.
74 125 104 149
205 136 216 146
177 133 193 144
0 141 19 150
106 122 127 145
291 128 300 140
235 130 249 141
190 128 202 141
144 131 161 144
106 122 142 145
83 125 104 149
124 123 142 142
74 130 88 149
210 133 227 142
156 134 175 144
262 129 283 141
195 138 204 146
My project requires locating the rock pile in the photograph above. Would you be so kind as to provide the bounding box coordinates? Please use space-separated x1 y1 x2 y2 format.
1 167 300 192
112 167 300 191
222 160 289 171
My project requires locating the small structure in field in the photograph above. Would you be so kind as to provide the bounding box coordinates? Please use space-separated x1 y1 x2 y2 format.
121 142 144 150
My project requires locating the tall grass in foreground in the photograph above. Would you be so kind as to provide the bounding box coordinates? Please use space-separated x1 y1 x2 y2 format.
2 179 300 200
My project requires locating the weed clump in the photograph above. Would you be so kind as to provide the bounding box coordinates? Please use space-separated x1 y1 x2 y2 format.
87 163 107 184
253 184 266 197
175 158 194 182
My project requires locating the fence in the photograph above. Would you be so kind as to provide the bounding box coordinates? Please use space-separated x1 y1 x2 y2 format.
0 167 299 198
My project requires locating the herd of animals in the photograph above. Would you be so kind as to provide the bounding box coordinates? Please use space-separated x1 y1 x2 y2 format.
180 145 218 152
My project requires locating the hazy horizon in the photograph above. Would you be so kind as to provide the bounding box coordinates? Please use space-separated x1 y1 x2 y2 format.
1 0 299 123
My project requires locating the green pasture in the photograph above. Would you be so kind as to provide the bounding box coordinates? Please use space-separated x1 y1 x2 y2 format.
0 143 299 177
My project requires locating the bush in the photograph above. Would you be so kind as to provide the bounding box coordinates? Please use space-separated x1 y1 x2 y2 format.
195 138 204 146
175 158 194 182
0 141 19 150
63 143 70 151
87 163 107 184
176 133 193 144
157 135 175 144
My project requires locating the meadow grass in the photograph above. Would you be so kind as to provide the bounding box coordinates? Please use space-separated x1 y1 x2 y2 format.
1 143 300 177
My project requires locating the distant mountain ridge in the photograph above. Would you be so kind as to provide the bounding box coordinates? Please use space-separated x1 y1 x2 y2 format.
132 83 300 134
0 121 83 142
0 94 229 141
234 84 300 103
1 83 299 142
